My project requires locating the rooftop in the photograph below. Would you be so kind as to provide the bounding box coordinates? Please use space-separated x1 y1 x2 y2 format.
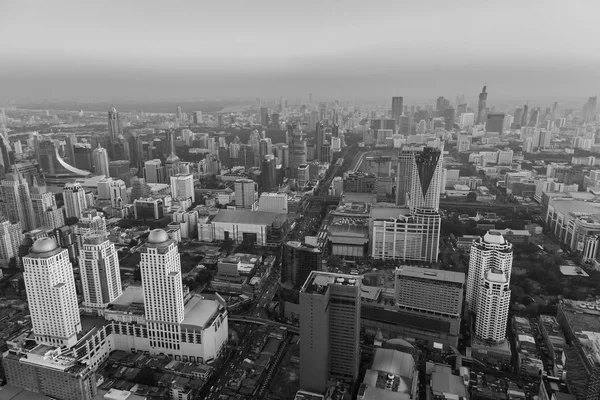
431 371 467 398
301 271 361 294
211 210 286 225
181 295 220 329
395 266 465 285
294 390 325 400
371 348 415 379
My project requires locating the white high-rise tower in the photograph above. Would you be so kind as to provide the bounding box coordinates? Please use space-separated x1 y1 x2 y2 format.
0 170 36 231
63 182 88 219
78 233 122 313
92 147 110 176
140 229 185 355
467 231 513 344
23 237 82 348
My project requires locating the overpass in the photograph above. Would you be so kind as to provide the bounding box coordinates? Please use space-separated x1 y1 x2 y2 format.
229 316 299 334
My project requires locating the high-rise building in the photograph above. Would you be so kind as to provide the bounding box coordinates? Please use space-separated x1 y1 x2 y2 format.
583 96 597 123
529 107 540 127
23 237 82 347
0 220 22 261
261 156 277 192
63 182 88 219
408 146 443 211
257 192 288 213
283 241 322 289
144 159 165 183
92 147 110 176
392 97 404 125
141 229 185 355
260 107 269 126
170 174 195 203
73 143 93 171
234 179 257 210
315 122 324 162
31 181 65 230
513 108 523 128
297 164 310 188
176 105 183 123
193 111 203 124
0 171 36 231
444 107 455 131
396 145 424 206
521 104 529 127
486 113 505 134
466 231 513 344
108 107 120 138
78 233 122 313
300 272 361 393
476 85 488 124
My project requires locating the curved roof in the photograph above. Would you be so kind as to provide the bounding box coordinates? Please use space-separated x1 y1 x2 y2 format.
371 348 415 378
31 238 58 253
148 229 169 244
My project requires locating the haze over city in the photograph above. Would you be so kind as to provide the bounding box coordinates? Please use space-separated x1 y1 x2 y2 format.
2 0 600 104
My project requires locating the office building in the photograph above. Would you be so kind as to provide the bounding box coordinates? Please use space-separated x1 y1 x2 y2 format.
444 107 455 130
583 96 597 123
315 122 324 162
170 173 195 203
297 164 310 188
486 113 505 134
23 237 82 347
283 241 323 289
476 85 488 124
92 147 110 176
78 233 122 312
396 145 424 206
134 198 164 220
0 220 22 261
466 231 513 344
521 104 529 127
408 146 443 211
211 209 288 246
193 111 203 124
108 107 120 138
144 159 165 183
262 156 277 192
31 181 65 230
63 182 88 219
260 107 269 126
234 178 258 210
73 144 93 171
257 192 288 213
392 97 404 125
0 171 36 231
529 107 540 127
300 272 361 393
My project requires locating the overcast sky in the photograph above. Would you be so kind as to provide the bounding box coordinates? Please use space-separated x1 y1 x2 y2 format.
1 0 599 104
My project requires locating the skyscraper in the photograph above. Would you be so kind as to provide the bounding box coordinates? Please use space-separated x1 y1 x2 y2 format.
300 271 361 393
466 231 513 344
315 122 324 162
283 241 322 289
144 159 165 183
485 113 505 134
108 107 120 138
78 233 122 313
476 85 488 124
234 179 257 210
170 173 195 203
0 171 36 231
261 156 277 192
583 96 597 123
444 107 455 131
408 146 443 212
63 182 88 219
0 220 22 261
92 146 110 176
513 108 523 128
31 180 65 230
141 229 185 355
395 144 424 206
521 104 529 127
176 105 183 123
23 237 82 347
392 96 404 125
260 107 269 126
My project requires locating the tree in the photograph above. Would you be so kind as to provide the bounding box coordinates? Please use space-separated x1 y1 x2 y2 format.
466 192 477 202
65 216 79 226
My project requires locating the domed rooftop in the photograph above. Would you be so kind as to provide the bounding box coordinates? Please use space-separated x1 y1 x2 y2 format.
109 106 117 113
147 229 169 244
483 231 505 245
31 237 58 253
166 153 180 163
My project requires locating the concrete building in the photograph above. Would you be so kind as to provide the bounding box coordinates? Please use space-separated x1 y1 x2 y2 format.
92 146 110 176
257 192 288 213
31 182 65 230
297 164 310 188
134 198 164 220
210 210 288 246
63 182 88 219
23 238 82 348
300 272 361 393
0 220 22 262
78 233 122 313
283 241 323 289
234 178 257 210
467 232 513 344
144 159 165 184
358 347 418 400
170 173 195 203
0 171 36 231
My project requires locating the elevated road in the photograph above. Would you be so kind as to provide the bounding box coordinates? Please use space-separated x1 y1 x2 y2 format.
229 315 299 334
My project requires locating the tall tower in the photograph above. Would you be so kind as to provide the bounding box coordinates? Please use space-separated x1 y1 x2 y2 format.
78 233 122 313
392 96 404 125
170 174 195 203
396 144 424 206
63 182 88 219
92 146 110 176
315 122 324 162
0 171 36 231
300 272 361 393
283 241 322 289
521 104 529 128
234 179 258 210
466 231 513 343
475 268 511 343
140 229 185 355
476 85 488 125
31 180 65 230
165 132 182 180
108 107 120 139
23 237 82 348
408 146 443 212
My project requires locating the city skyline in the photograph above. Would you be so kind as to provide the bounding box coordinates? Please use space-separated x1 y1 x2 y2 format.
2 0 600 102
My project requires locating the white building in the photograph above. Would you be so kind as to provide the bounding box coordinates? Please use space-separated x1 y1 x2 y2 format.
257 192 288 213
460 113 475 127
63 182 88 219
78 233 122 313
23 238 82 348
172 210 199 239
0 221 22 261
170 174 195 203
297 164 310 188
211 210 287 246
31 183 64 229
0 172 35 231
74 209 106 255
234 179 257 210
92 147 110 176
144 159 165 184
466 232 513 344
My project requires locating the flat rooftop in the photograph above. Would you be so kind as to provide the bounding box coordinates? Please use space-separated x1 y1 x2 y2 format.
371 206 412 220
551 198 600 216
395 266 465 285
211 209 286 225
301 271 361 294
559 265 590 277
109 285 145 313
181 295 220 329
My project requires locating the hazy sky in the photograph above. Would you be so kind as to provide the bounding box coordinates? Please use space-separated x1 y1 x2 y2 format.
2 0 600 104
